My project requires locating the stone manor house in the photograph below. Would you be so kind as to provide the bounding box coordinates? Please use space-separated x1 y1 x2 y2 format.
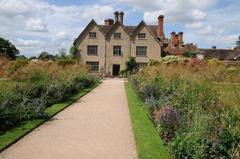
74 11 186 76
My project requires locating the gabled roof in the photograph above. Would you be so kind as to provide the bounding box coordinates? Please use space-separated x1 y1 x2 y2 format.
130 21 161 46
74 19 161 45
131 21 158 38
105 21 131 39
74 19 102 46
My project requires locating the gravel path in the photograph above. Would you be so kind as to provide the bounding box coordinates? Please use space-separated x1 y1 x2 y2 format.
0 78 137 159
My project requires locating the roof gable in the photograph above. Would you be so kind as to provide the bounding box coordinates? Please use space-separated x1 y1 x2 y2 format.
130 20 161 46
105 21 130 39
74 19 103 46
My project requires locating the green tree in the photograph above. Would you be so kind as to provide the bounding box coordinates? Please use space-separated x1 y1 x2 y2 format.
70 44 79 59
16 55 27 60
38 51 55 60
236 36 240 49
0 37 19 60
183 51 197 58
126 56 137 74
58 48 67 59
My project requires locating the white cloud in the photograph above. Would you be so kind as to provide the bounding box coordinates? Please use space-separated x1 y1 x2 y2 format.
191 9 207 20
196 25 213 35
109 0 212 23
186 22 204 29
0 0 239 56
143 10 164 24
0 0 114 56
15 38 44 47
0 0 31 15
26 18 48 32
107 0 239 48
56 32 69 40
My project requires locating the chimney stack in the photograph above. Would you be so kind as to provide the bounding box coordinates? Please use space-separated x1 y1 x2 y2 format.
178 32 183 46
104 19 114 26
119 11 124 25
171 31 176 45
114 11 119 23
157 15 165 40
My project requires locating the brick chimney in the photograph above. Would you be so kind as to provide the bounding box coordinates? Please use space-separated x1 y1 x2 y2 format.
178 32 183 46
157 15 165 40
114 11 119 23
119 11 124 25
104 19 114 26
171 31 176 46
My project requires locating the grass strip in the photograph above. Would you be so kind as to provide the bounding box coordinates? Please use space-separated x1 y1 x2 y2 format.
0 82 101 152
125 82 171 159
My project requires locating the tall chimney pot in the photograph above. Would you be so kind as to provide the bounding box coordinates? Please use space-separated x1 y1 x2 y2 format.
114 11 119 23
157 15 165 39
119 11 124 25
178 32 183 46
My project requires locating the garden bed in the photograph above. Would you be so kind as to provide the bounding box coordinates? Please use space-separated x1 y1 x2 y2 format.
128 59 240 158
125 82 170 159
0 82 100 152
0 60 101 152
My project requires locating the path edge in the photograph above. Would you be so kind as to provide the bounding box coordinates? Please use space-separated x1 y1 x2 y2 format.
0 82 101 153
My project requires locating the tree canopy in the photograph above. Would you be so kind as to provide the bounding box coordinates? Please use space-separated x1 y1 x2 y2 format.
70 44 80 59
38 51 55 60
0 37 19 60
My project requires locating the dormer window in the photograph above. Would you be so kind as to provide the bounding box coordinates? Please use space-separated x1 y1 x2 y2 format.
89 32 96 38
138 33 146 39
114 32 121 39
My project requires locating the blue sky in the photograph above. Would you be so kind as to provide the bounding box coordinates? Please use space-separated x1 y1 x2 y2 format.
0 0 239 57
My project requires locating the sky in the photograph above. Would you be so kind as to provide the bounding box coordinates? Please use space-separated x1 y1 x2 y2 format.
0 0 239 57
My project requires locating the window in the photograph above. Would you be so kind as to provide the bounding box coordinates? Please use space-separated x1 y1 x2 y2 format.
136 46 147 57
114 32 121 39
138 33 146 39
113 45 122 56
87 45 98 56
86 61 99 72
136 62 148 69
89 32 96 38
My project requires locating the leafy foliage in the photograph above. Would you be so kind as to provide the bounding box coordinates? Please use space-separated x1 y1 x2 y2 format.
125 56 137 74
38 51 55 60
0 37 19 60
70 44 80 59
183 51 197 58
0 62 99 132
129 61 240 158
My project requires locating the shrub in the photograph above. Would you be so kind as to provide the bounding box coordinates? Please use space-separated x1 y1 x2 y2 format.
0 61 99 132
57 58 77 67
129 61 240 158
7 59 28 75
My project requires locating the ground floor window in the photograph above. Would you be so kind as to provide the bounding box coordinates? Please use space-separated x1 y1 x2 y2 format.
136 62 148 69
86 61 99 72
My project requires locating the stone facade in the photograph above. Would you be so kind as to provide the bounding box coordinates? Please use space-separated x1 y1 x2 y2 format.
74 11 186 76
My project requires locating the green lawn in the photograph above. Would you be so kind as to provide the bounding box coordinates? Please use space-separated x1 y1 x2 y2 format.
0 82 100 152
125 82 171 159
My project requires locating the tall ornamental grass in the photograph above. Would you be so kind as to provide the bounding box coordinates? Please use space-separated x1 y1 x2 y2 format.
129 58 240 158
0 61 99 132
